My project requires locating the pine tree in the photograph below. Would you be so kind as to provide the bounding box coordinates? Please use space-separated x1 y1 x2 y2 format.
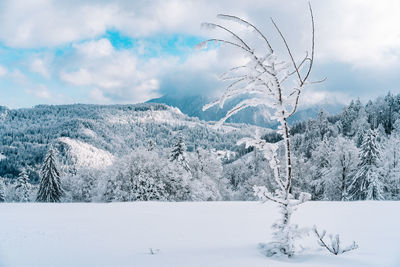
37 148 63 202
15 169 32 202
0 178 5 202
383 121 400 199
170 135 190 171
323 137 359 201
309 137 332 199
349 129 384 200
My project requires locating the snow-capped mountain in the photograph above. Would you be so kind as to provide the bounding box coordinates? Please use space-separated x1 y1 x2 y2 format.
147 94 344 128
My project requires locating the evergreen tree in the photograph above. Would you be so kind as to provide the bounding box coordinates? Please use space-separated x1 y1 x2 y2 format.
382 121 400 199
323 137 359 201
0 178 5 202
309 137 332 199
37 148 63 202
170 135 190 171
15 169 32 202
349 129 384 200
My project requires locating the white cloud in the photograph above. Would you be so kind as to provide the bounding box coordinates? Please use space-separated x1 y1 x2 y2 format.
0 65 8 77
30 58 50 78
60 68 92 86
89 88 111 104
25 84 51 99
1 0 399 70
314 0 400 69
60 38 161 103
300 88 350 107
73 38 114 58
0 0 120 48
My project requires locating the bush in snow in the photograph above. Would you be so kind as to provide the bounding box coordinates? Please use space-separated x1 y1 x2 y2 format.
313 226 358 255
198 3 320 257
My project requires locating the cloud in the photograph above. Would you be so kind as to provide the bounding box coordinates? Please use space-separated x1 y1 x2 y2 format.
0 65 8 77
0 0 120 48
300 88 350 107
313 0 400 69
59 38 162 103
89 88 111 104
25 84 51 99
1 0 399 70
30 58 50 78
1 0 399 108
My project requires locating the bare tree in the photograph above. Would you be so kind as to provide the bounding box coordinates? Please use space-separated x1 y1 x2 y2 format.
198 3 323 257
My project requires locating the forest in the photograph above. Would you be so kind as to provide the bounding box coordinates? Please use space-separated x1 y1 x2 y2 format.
0 92 399 203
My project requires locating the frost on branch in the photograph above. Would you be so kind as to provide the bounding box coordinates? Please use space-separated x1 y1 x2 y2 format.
313 226 359 255
198 2 321 258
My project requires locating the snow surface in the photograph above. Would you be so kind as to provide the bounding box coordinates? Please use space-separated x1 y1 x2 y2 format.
0 201 399 267
0 153 5 161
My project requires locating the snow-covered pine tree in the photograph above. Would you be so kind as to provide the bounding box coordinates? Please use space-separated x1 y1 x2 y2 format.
383 121 400 199
15 169 32 202
170 135 190 172
0 177 5 202
309 137 332 200
323 137 359 201
349 129 384 200
37 147 63 202
198 3 320 257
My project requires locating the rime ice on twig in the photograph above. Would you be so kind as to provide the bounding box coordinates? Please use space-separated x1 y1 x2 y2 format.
198 3 321 257
313 226 359 255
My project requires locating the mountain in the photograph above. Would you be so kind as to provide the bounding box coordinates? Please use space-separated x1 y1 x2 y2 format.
0 103 269 180
147 94 344 128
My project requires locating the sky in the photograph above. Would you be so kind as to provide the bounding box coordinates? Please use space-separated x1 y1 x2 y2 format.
1 0 400 109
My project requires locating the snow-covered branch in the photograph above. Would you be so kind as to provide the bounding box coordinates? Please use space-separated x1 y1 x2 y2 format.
313 226 359 255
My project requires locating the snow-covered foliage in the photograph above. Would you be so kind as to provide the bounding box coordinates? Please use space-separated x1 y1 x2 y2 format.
0 177 5 202
313 226 358 255
349 129 384 200
37 148 63 202
170 135 191 172
199 3 318 257
14 169 33 202
2 93 400 203
0 103 264 181
57 137 114 171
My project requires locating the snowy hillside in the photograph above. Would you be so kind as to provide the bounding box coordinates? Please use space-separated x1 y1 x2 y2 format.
0 201 398 267
0 103 268 180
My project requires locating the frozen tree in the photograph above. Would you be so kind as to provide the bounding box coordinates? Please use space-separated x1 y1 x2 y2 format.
198 3 321 257
309 137 332 199
105 149 190 202
349 129 384 200
382 121 400 199
188 147 227 200
170 135 190 172
0 177 5 202
37 148 64 202
324 137 359 201
15 169 33 202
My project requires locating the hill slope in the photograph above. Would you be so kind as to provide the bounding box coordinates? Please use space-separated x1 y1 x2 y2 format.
0 103 268 180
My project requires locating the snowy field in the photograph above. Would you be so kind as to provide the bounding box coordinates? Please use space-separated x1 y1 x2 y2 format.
0 201 399 267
